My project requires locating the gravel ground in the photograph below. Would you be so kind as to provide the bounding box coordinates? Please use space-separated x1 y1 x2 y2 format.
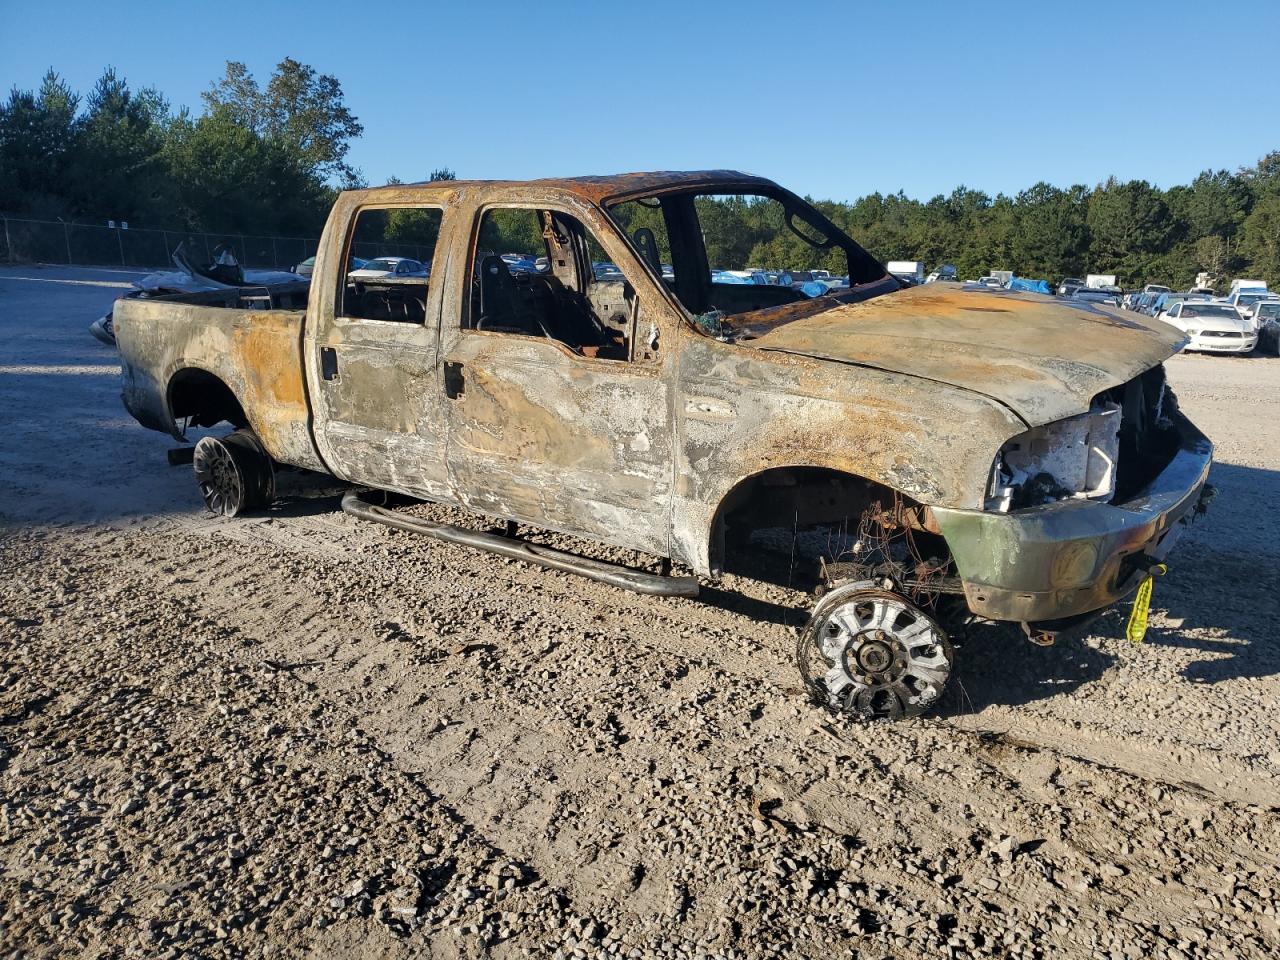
2 264 1278 959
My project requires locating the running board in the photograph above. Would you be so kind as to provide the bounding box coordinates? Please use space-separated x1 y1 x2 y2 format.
341 490 700 598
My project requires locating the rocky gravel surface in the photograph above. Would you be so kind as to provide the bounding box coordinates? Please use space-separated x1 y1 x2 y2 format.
2 266 1279 958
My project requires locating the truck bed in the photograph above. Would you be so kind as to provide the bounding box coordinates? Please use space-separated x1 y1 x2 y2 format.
115 283 327 472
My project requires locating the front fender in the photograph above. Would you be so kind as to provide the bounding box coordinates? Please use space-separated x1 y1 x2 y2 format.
670 333 1025 574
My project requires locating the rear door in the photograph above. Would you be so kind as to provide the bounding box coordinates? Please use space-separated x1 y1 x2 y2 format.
304 192 456 498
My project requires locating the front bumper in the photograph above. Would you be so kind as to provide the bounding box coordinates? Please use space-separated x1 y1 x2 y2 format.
931 411 1213 623
1186 332 1256 353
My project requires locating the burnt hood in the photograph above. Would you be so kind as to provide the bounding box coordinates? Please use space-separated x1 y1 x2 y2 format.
734 283 1186 426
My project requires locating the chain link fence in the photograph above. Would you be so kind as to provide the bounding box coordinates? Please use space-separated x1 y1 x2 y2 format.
0 216 435 272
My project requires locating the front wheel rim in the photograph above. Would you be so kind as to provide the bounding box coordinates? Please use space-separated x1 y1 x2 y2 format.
800 588 952 720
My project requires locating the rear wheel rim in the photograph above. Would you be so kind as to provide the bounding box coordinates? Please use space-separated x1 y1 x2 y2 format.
193 438 246 516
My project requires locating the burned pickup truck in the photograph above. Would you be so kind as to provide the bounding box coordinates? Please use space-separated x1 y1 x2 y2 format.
115 171 1212 720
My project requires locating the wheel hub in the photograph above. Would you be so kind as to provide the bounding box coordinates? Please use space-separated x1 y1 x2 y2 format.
800 586 953 720
852 635 897 675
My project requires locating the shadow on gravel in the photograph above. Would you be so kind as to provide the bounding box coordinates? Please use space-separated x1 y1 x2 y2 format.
1147 541 1280 685
263 470 347 518
696 584 810 629
1140 461 1280 684
936 618 1119 717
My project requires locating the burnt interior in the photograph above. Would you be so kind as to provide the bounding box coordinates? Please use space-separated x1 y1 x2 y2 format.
466 209 638 361
1096 364 1181 502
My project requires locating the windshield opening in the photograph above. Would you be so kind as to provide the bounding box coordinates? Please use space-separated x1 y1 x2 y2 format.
606 187 889 337
1182 304 1238 319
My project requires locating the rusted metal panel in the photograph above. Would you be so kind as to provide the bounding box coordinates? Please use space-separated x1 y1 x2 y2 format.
739 284 1185 426
930 410 1212 622
667 324 1028 574
115 297 325 471
441 332 673 556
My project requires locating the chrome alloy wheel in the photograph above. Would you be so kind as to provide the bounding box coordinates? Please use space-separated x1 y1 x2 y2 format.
797 583 953 720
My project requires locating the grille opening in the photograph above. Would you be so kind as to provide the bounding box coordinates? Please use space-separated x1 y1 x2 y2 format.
1094 365 1181 502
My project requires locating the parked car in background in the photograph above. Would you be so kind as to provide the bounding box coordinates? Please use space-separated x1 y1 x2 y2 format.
1150 292 1185 316
1222 287 1277 324
593 261 624 280
976 276 1004 288
1257 301 1280 355
501 253 540 274
1158 300 1257 353
349 256 429 279
886 260 926 285
1227 278 1267 297
1143 284 1170 295
1072 288 1122 307
292 255 366 278
1135 292 1163 315
1058 277 1085 296
1123 292 1142 310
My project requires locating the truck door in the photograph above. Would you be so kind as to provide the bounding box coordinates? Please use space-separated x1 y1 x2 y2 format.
439 204 675 557
304 199 454 497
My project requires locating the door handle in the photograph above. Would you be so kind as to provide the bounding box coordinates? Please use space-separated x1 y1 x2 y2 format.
320 347 338 381
444 360 464 399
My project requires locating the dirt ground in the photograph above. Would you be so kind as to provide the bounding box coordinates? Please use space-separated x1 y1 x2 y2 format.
1 265 1278 960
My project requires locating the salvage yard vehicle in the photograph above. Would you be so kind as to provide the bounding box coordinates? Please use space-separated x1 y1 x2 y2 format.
113 171 1214 721
1157 300 1257 354
348 256 428 280
1258 303 1280 355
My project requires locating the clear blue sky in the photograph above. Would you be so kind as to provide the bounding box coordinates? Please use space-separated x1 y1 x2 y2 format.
3 0 1277 203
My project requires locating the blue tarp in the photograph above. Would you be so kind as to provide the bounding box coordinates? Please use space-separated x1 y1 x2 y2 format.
1007 276 1052 294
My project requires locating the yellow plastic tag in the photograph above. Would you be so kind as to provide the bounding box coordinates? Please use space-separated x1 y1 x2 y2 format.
1126 576 1153 643
1125 565 1164 644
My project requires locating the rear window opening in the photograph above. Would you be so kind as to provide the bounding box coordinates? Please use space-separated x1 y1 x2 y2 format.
340 206 442 323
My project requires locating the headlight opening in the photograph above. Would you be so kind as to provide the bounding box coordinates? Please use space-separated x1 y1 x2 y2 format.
986 403 1122 512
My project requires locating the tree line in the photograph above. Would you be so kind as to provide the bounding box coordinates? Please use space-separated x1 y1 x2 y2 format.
3 60 1279 289
0 61 361 238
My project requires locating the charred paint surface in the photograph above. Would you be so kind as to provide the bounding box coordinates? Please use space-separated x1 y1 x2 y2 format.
115 297 324 472
115 171 1209 614
441 332 673 557
740 284 1185 425
669 325 1026 572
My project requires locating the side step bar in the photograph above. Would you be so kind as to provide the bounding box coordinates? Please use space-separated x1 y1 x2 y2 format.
341 490 700 598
